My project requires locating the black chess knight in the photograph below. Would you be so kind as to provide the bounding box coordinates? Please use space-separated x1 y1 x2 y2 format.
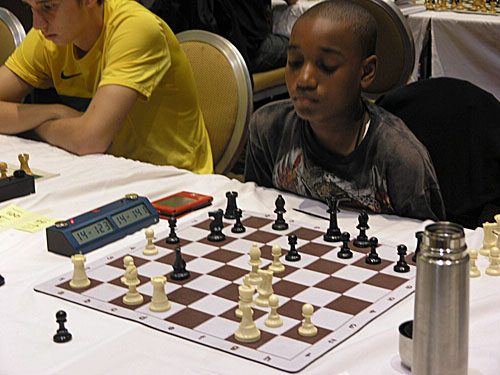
208 209 225 242
171 244 190 280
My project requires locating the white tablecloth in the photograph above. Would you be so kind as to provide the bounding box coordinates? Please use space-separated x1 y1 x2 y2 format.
0 135 498 375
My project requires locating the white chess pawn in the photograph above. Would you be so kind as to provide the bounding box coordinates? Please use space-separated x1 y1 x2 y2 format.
486 247 500 276
298 303 318 337
480 222 496 256
143 228 158 256
69 254 91 289
469 249 480 278
235 285 261 343
265 294 283 328
268 244 285 274
149 276 171 312
255 268 273 307
248 243 263 285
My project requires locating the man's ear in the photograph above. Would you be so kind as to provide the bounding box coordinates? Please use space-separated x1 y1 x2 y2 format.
83 0 99 8
360 55 377 90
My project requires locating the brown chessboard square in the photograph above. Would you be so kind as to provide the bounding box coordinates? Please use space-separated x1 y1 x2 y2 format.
108 274 150 288
272 280 308 298
168 286 207 305
194 218 232 231
204 249 242 263
406 253 416 266
241 216 274 229
166 307 212 329
282 323 331 345
364 273 407 290
108 256 149 269
279 300 319 321
209 265 248 281
299 242 336 257
226 329 275 349
213 283 242 302
314 276 357 294
242 230 281 244
109 294 152 310
57 278 103 293
219 305 266 323
155 237 192 250
324 295 371 315
156 252 196 265
289 227 324 241
349 241 371 254
352 257 392 272
305 258 346 274
260 244 284 261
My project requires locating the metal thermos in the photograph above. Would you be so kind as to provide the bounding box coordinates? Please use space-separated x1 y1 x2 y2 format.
413 222 469 375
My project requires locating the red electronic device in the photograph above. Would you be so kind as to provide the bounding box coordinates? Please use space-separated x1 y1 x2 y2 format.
152 191 213 217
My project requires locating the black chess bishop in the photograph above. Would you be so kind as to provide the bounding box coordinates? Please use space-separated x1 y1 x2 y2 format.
272 195 288 230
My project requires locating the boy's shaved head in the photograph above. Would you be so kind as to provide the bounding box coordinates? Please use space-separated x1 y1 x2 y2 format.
300 0 377 58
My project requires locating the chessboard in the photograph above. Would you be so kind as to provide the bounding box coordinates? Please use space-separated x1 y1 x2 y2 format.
35 210 417 373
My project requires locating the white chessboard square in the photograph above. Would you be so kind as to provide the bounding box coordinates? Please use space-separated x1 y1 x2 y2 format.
332 265 378 282
195 316 240 340
293 287 340 307
221 238 261 253
187 257 224 274
189 294 236 316
321 249 364 264
313 307 353 330
87 265 124 282
255 313 300 335
282 252 317 268
228 254 271 270
129 246 171 261
135 300 185 320
375 245 400 262
182 241 219 257
177 226 210 242
82 283 126 302
137 261 172 278
258 335 311 360
343 283 389 303
283 268 329 286
137 279 181 296
184 274 231 294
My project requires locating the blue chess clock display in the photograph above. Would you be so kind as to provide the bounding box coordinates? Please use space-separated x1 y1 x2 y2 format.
46 194 159 256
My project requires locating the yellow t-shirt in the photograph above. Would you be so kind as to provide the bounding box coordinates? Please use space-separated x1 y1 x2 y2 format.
6 0 213 174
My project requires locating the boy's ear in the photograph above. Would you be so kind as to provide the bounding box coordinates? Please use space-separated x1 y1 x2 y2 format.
360 55 377 90
83 0 99 8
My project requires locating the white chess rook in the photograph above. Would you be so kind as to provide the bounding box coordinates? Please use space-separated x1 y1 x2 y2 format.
149 276 171 312
70 254 91 289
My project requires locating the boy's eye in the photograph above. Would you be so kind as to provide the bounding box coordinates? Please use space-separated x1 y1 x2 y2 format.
287 59 303 70
319 64 337 75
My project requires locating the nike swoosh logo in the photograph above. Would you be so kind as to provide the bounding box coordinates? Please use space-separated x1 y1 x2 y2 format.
60 72 82 80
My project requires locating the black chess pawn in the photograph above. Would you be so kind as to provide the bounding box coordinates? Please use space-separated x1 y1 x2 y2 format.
412 231 424 263
353 211 370 248
365 237 381 265
207 209 226 242
53 310 72 343
224 191 238 219
338 232 353 259
272 194 288 230
323 196 341 242
394 244 410 273
231 208 246 233
285 234 301 261
165 216 180 244
170 244 190 280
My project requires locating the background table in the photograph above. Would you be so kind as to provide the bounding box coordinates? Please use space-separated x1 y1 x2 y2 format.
1 134 499 375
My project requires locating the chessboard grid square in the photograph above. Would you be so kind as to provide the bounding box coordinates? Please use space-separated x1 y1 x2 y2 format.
257 335 311 360
183 274 232 294
189 294 236 316
313 307 353 330
137 260 172 278
343 283 390 303
195 316 240 340
292 287 341 307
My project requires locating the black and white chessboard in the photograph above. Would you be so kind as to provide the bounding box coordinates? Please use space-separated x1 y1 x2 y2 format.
35 210 416 373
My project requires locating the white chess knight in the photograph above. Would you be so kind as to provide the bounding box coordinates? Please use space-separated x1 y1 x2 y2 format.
298 303 318 337
143 228 158 256
255 268 274 307
121 256 144 305
70 254 91 289
149 276 171 312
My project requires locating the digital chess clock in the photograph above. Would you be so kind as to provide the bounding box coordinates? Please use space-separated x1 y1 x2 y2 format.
46 194 159 256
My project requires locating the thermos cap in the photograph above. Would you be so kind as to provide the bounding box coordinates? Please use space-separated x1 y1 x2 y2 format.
422 221 466 257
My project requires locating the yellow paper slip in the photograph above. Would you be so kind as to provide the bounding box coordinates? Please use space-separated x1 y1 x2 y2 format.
0 205 56 232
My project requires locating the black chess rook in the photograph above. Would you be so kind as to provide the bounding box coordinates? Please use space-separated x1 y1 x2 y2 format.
224 191 238 220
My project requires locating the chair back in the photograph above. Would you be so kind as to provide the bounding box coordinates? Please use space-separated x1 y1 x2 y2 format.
0 7 25 65
176 30 253 175
352 0 415 96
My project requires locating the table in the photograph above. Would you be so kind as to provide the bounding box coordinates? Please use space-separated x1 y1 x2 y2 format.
408 10 500 100
1 134 499 375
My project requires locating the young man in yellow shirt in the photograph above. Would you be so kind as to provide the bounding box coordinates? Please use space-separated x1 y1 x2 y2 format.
0 0 213 174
